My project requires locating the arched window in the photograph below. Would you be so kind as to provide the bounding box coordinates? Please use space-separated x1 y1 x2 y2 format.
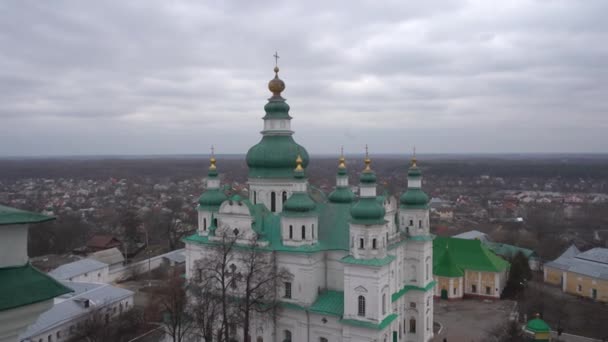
372 239 377 249
409 318 416 333
203 218 207 231
359 238 364 249
419 220 422 228
282 191 288 204
410 265 417 281
426 263 429 280
284 330 292 341
301 225 306 239
271 192 276 212
357 295 366 316
253 191 257 204
257 337 263 342
289 225 293 239
312 224 315 238
213 218 218 226
320 338 328 342
382 293 386 314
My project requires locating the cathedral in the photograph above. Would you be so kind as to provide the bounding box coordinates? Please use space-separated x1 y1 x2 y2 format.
184 64 434 342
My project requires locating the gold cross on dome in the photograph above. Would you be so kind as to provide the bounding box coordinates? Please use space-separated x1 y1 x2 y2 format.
273 51 280 67
211 145 215 157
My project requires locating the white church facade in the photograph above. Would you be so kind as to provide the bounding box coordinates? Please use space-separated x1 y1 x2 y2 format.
184 65 435 342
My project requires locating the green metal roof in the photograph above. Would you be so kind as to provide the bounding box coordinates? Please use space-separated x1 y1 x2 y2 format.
434 249 464 277
197 189 228 211
283 192 316 213
263 98 291 120
185 201 352 253
309 290 344 317
328 187 355 204
341 255 396 267
408 166 422 177
360 171 377 184
0 263 72 311
526 318 550 332
341 313 398 330
433 237 510 273
400 188 429 208
0 204 55 226
484 242 538 260
392 280 436 302
246 135 309 179
350 197 385 225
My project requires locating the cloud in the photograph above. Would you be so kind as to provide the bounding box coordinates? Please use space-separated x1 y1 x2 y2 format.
0 0 607 156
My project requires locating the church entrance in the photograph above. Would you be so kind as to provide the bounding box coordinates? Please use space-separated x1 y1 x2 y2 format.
441 289 448 299
393 331 397 342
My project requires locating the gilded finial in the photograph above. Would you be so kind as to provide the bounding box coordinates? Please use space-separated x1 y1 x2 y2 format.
209 145 217 170
364 144 372 172
268 51 285 96
338 146 346 169
295 154 304 172
411 145 417 167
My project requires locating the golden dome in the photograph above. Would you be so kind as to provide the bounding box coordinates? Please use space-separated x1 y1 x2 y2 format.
268 66 285 96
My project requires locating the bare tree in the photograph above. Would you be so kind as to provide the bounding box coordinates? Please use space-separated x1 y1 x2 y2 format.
152 273 195 342
486 319 524 342
194 232 292 342
198 233 240 342
189 262 221 342
237 236 291 342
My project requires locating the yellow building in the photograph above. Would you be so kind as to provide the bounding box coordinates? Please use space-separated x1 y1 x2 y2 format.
544 245 608 302
433 237 510 299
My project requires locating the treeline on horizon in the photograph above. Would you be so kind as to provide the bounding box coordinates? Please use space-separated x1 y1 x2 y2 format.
1 156 608 181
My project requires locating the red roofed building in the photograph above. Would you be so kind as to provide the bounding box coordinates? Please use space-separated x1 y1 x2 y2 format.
87 234 122 252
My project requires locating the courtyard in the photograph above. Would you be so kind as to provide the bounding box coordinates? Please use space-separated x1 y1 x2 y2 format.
432 298 517 341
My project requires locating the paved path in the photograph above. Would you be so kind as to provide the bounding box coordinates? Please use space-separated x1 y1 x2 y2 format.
432 298 516 342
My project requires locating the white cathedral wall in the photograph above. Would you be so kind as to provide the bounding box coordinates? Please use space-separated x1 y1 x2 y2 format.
248 179 296 213
343 264 390 323
281 216 318 246
0 224 29 268
399 208 430 236
263 118 292 133
277 252 325 306
197 210 212 235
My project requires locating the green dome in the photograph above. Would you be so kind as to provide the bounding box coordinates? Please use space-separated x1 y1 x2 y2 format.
198 189 228 210
360 171 377 184
283 192 316 213
408 166 422 178
400 188 429 208
328 187 355 203
246 135 309 178
526 318 550 333
350 197 385 224
263 100 291 119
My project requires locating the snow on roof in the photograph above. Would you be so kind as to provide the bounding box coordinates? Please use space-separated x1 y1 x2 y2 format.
89 247 124 266
48 258 107 280
162 249 186 264
452 230 490 242
546 245 608 280
20 281 133 339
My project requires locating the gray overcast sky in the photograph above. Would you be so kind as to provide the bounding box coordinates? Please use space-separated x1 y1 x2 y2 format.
1 0 607 156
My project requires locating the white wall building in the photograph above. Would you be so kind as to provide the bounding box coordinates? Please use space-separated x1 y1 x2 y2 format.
19 281 134 342
48 259 109 283
184 67 435 342
0 205 72 342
